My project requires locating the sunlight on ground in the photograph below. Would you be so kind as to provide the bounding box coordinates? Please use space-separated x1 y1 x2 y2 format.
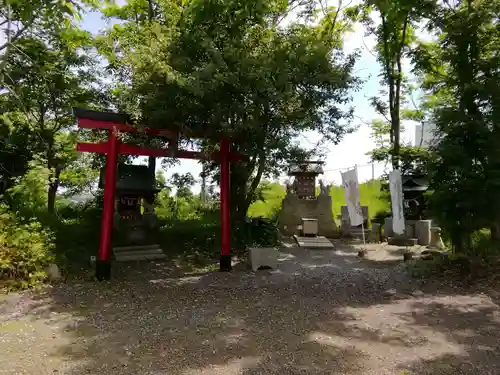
181 356 261 375
149 276 206 286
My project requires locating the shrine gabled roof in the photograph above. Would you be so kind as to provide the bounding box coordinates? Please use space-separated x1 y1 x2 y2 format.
99 164 159 192
288 161 324 176
402 177 428 187
402 174 429 191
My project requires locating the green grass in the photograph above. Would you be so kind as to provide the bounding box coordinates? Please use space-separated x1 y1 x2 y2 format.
247 183 286 218
330 179 389 221
248 180 390 222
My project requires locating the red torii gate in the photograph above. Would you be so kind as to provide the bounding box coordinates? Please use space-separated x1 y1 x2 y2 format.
74 108 244 280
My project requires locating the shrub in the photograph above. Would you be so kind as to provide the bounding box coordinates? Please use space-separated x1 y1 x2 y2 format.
159 215 220 266
236 217 281 248
50 203 102 267
0 206 55 289
372 209 391 224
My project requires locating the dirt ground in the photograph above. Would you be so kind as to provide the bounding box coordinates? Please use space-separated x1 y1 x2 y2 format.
1 242 500 375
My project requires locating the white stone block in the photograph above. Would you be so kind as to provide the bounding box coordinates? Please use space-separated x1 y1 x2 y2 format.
415 220 432 246
430 227 445 249
249 247 279 272
46 263 62 281
301 218 318 236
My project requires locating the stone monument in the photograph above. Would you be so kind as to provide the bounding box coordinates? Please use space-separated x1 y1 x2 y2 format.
386 173 433 246
339 205 369 237
279 161 337 237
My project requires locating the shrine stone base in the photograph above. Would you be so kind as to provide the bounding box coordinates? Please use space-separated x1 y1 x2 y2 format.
384 218 432 246
113 244 165 262
279 194 337 237
387 236 419 247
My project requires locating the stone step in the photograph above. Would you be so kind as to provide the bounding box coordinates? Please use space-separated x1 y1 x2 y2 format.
350 229 371 234
115 251 166 262
387 237 418 246
293 235 335 249
113 244 161 253
113 244 165 262
349 229 371 239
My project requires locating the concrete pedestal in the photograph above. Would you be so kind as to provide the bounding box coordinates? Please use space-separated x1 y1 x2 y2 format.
384 217 393 238
429 227 445 249
249 247 279 271
415 220 432 246
369 223 381 243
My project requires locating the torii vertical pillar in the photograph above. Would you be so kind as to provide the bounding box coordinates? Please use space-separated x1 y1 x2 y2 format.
219 136 232 271
96 127 119 281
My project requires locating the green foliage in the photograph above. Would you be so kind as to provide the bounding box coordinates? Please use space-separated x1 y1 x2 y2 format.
413 0 500 253
247 182 286 218
155 187 209 221
158 208 220 266
98 0 360 234
0 206 55 289
236 217 281 248
0 0 97 57
1 10 108 213
372 208 391 224
369 145 430 176
248 180 389 225
6 160 50 216
170 172 196 199
50 203 102 267
330 180 389 224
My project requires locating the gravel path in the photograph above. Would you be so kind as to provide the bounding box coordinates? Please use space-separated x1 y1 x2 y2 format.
1 245 500 375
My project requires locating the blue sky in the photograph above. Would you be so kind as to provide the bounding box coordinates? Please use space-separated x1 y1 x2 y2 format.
80 3 418 188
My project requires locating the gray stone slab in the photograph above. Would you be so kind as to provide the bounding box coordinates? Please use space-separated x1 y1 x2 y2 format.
387 237 418 246
293 235 335 249
113 244 165 261
115 252 166 262
113 244 162 253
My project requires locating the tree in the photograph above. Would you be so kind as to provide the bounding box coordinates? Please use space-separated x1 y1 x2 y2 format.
413 0 500 251
360 0 434 169
0 0 97 59
2 25 107 213
98 0 360 229
170 172 195 199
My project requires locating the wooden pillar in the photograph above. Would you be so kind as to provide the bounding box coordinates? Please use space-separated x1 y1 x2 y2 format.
219 136 232 271
96 127 119 281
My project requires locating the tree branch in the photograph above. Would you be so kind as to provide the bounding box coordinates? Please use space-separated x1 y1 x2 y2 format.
0 18 34 53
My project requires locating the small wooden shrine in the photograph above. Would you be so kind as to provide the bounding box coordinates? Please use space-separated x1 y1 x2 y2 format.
288 161 324 199
99 164 159 246
402 173 429 220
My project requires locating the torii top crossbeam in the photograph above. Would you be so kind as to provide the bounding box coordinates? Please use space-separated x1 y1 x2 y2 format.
74 108 245 162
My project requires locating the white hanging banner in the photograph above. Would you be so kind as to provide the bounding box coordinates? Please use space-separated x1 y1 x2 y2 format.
341 168 364 226
389 169 405 235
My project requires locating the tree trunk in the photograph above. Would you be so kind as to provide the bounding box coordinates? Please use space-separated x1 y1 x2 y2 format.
148 156 156 187
490 223 500 242
47 165 62 214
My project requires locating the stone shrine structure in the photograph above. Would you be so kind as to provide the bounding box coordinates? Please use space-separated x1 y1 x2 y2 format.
279 161 337 237
384 173 435 246
401 173 429 220
99 164 164 261
99 164 160 245
338 205 370 237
